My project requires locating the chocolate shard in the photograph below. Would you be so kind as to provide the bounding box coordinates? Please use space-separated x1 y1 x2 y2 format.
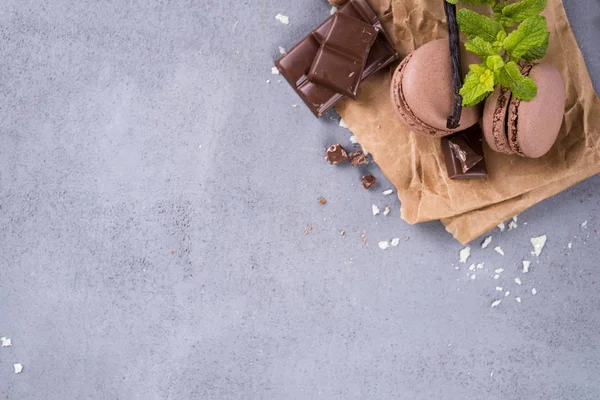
349 149 368 166
274 0 399 118
326 144 349 164
361 174 377 189
442 124 487 179
449 136 483 173
308 13 378 99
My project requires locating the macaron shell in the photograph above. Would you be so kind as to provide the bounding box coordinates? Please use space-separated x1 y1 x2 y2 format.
390 54 455 137
400 39 481 133
508 63 566 158
482 85 514 155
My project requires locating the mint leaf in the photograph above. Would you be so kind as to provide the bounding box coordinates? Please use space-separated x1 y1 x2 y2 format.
498 61 538 100
522 32 549 61
502 0 547 22
457 9 504 43
492 3 504 13
493 13 518 28
460 64 496 107
492 30 507 52
503 16 548 60
486 55 505 72
465 37 496 59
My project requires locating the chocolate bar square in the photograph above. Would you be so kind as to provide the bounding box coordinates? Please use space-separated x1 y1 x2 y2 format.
308 13 378 98
274 0 399 118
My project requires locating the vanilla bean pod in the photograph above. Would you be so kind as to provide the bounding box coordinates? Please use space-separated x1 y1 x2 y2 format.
444 1 463 129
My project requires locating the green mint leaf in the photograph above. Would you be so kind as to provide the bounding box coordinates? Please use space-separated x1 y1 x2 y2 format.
497 61 538 100
486 55 505 72
492 30 508 52
503 16 548 60
465 37 496 59
502 0 547 23
493 13 518 28
522 32 549 61
492 3 504 13
460 63 496 107
457 9 504 43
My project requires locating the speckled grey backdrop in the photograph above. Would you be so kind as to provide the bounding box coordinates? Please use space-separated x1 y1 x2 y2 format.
1 1 599 399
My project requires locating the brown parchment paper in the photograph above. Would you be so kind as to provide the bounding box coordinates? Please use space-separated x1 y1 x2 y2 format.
331 0 600 244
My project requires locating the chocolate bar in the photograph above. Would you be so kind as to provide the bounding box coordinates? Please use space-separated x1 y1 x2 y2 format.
308 13 378 99
275 0 399 118
442 125 487 179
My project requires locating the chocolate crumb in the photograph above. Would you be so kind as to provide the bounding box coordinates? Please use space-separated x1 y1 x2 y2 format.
326 144 349 164
318 197 327 205
304 225 312 235
349 150 368 166
361 174 377 189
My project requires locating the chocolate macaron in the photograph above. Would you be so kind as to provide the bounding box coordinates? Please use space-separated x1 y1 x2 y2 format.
390 39 482 137
482 63 565 158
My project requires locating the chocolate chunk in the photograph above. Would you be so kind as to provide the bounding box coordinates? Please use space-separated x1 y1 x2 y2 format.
308 13 378 99
274 0 399 118
442 124 487 179
326 144 349 164
318 197 327 205
361 174 377 189
449 136 483 173
349 149 368 166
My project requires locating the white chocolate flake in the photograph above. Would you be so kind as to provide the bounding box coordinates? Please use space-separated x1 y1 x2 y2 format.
481 236 492 249
530 235 547 257
275 13 290 24
459 247 471 263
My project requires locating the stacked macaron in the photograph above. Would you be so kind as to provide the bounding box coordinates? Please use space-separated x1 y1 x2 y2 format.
390 39 481 137
482 63 565 158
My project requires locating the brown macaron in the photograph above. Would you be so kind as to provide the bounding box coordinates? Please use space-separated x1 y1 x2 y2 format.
390 39 482 137
482 63 565 158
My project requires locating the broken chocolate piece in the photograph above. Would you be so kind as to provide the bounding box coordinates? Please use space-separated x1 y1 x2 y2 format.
361 174 377 189
449 135 483 173
326 144 349 164
308 13 378 99
349 150 368 166
441 124 487 179
274 0 399 117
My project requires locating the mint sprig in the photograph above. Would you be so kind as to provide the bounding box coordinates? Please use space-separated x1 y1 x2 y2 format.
445 0 549 106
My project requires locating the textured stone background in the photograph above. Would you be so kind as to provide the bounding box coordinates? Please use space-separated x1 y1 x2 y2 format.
1 1 599 399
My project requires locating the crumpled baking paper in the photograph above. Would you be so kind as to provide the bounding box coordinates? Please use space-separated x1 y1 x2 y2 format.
330 0 600 243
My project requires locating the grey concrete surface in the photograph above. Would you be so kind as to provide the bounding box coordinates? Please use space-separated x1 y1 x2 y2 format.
1 1 599 399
